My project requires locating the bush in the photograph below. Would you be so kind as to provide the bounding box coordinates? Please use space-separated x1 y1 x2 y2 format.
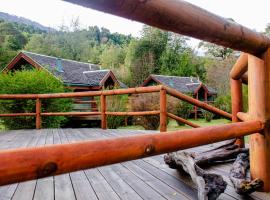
202 110 214 122
174 101 193 126
129 93 177 130
214 95 232 114
106 95 128 129
130 93 160 130
0 69 72 129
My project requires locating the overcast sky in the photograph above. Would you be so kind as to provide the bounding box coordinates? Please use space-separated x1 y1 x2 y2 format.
0 0 269 44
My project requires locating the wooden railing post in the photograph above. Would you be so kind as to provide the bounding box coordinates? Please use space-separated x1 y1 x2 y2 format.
230 79 244 147
248 50 270 192
101 95 107 129
160 89 167 132
35 98 41 129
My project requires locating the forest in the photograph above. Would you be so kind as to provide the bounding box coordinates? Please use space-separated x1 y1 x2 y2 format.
1 17 270 113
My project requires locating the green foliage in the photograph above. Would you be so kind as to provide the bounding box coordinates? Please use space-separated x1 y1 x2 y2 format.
174 101 193 126
1 18 210 88
106 95 128 129
214 95 232 114
100 45 126 68
125 26 168 86
199 42 234 60
0 69 72 129
202 110 214 122
130 93 160 130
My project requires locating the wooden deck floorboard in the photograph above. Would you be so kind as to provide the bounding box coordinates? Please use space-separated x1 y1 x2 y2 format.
0 128 269 200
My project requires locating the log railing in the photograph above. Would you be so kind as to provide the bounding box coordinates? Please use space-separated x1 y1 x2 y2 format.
0 85 231 130
1 0 270 191
0 120 263 186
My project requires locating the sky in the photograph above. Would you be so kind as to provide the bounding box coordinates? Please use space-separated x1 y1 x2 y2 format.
0 0 270 46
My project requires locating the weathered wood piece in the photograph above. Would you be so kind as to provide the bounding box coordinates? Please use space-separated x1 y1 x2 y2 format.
230 153 263 195
164 151 227 200
164 140 263 199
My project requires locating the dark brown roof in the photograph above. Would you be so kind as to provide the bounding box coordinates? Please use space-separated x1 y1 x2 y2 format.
4 51 123 87
142 74 217 94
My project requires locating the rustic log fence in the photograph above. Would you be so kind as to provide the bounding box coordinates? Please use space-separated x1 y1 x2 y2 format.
0 85 230 130
0 0 269 194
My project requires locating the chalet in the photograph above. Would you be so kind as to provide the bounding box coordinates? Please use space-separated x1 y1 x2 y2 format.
142 74 217 118
2 51 125 91
2 51 126 122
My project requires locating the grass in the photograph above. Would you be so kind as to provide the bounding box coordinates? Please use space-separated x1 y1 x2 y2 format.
117 118 230 131
117 118 251 144
167 118 230 131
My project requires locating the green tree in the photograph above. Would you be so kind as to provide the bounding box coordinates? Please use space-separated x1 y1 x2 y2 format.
100 45 126 68
199 42 234 60
0 69 72 129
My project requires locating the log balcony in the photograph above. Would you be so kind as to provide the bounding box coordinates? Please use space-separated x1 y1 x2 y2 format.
0 128 269 200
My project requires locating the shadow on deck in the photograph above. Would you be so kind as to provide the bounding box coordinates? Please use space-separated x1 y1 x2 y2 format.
0 129 269 200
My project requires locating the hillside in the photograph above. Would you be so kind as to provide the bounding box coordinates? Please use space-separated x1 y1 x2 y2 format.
0 11 53 32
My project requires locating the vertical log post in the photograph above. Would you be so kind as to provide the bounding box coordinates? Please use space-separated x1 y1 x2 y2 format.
248 50 270 192
101 94 107 129
230 79 244 147
35 98 41 129
195 93 198 120
160 89 167 132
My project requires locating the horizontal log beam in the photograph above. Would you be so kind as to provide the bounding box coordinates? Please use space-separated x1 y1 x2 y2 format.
41 112 101 116
0 86 162 99
0 120 263 186
167 112 200 128
0 113 36 117
163 86 232 119
64 0 270 55
73 100 97 104
105 111 160 116
230 53 248 80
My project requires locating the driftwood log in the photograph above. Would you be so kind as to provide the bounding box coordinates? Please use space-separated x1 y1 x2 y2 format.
164 139 263 200
230 153 263 194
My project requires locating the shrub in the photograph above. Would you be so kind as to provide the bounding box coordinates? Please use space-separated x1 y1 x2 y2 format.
106 95 128 129
130 93 160 130
129 93 177 130
0 69 72 129
202 110 214 122
214 95 232 114
174 101 193 126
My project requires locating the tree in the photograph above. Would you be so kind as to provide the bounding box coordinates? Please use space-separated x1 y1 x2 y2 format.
0 69 72 129
125 26 168 86
100 45 126 68
199 42 234 60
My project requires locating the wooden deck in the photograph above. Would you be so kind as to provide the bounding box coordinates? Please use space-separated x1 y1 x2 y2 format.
0 129 269 200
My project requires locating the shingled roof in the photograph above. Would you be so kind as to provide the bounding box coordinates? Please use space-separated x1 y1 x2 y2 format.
3 51 122 87
142 74 217 94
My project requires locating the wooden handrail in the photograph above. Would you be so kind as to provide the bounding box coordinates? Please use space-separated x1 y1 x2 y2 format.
163 86 232 119
230 53 248 80
0 85 231 130
0 113 36 117
105 111 160 116
41 112 101 116
0 120 262 186
0 86 162 99
167 113 200 128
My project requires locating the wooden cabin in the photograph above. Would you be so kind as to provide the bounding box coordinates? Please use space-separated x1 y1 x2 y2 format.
2 51 126 123
142 74 217 118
